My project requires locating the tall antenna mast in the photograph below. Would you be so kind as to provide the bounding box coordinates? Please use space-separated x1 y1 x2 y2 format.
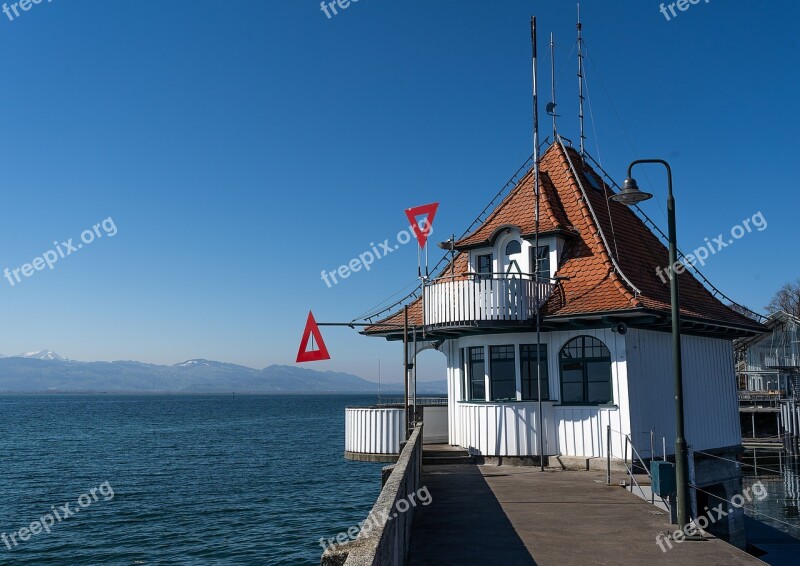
550 32 557 139
577 3 586 158
531 16 545 472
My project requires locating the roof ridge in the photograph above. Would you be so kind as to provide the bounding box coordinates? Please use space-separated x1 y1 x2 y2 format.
539 171 569 232
547 142 640 308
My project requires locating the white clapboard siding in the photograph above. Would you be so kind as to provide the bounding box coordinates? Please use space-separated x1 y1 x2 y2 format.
345 407 404 455
451 402 559 456
626 329 741 454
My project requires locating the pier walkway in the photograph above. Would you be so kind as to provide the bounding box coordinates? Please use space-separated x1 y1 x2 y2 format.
408 463 764 565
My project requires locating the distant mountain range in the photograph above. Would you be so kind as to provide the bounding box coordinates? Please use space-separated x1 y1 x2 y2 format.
0 351 446 394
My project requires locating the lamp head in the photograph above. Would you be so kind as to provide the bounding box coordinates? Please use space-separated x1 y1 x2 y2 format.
609 177 653 206
437 238 455 251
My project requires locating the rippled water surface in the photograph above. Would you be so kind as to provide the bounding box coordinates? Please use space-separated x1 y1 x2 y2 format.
0 395 383 565
742 450 800 539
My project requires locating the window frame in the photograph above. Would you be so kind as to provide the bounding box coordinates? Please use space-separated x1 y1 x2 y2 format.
532 245 551 282
520 343 549 401
467 346 486 401
558 336 613 405
489 345 517 402
476 253 493 280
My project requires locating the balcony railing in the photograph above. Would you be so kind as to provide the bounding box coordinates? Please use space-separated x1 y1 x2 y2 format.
765 352 800 369
423 273 555 329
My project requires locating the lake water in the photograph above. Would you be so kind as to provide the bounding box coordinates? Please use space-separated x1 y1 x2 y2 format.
5 395 799 565
742 449 800 539
0 395 384 565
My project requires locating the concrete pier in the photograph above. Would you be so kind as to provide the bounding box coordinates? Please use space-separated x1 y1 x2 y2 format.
409 464 764 565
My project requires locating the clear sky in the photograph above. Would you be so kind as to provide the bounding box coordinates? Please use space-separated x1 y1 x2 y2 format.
0 0 796 383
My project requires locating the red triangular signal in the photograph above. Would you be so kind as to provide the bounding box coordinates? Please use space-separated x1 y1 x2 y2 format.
404 202 439 249
296 311 331 363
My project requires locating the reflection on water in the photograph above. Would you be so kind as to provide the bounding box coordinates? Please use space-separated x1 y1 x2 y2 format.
741 449 800 539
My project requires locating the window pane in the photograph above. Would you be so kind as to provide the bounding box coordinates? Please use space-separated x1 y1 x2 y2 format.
490 346 516 401
561 364 584 383
587 361 610 382
586 361 612 403
471 379 485 401
562 383 584 404
505 240 521 255
588 382 610 404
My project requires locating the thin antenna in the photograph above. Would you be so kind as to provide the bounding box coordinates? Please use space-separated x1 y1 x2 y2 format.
577 3 586 158
550 32 557 139
531 16 545 472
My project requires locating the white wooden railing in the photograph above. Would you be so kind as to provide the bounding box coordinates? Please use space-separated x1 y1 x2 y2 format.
423 274 555 328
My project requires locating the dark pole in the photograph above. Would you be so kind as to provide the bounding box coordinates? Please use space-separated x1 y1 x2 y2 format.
531 16 545 473
627 159 690 528
403 305 410 439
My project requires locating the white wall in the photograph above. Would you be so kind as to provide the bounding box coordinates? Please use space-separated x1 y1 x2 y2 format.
626 329 741 455
421 406 449 444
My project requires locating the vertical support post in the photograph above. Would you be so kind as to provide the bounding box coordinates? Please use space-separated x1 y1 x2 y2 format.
624 435 629 468
413 327 418 426
606 424 612 485
404 306 409 440
663 437 667 461
752 411 756 439
651 430 656 505
754 448 758 476
688 445 697 520
650 430 655 463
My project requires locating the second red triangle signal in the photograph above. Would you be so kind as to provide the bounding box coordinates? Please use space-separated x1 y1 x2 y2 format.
404 202 439 249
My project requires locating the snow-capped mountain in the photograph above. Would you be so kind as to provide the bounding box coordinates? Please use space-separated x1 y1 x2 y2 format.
13 350 69 361
0 354 447 394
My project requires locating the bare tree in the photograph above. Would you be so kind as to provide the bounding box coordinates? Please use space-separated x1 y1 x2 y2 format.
765 278 800 318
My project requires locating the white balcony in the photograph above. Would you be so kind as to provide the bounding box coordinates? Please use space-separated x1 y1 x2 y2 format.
423 274 555 329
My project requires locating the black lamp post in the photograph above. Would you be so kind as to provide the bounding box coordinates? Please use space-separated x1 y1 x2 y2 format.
609 159 691 529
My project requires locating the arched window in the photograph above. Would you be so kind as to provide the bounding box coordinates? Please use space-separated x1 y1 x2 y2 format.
559 336 612 404
505 240 521 255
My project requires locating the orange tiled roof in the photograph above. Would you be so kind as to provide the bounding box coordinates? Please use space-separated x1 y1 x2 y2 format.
366 142 762 335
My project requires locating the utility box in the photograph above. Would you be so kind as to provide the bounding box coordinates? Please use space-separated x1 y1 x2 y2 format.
651 461 675 497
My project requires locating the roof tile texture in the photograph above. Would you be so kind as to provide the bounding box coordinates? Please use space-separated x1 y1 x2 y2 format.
368 142 760 333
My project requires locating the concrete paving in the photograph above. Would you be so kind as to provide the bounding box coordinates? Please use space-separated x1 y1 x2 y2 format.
409 464 765 565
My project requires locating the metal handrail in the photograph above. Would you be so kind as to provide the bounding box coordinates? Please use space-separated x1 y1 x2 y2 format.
425 272 561 283
609 426 671 511
376 396 447 407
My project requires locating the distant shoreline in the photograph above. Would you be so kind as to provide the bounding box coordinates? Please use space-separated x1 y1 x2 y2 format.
0 390 446 396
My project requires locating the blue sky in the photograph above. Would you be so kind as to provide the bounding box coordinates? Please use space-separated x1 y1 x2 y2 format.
0 0 796 382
